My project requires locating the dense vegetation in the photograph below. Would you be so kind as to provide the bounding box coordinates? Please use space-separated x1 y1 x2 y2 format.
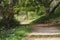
0 0 60 40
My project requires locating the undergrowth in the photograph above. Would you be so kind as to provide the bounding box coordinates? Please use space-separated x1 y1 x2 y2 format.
0 25 32 40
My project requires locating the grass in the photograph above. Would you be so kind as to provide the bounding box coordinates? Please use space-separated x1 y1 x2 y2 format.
30 34 60 38
31 14 49 23
0 25 32 40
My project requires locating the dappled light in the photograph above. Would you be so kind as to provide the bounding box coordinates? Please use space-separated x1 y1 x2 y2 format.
0 0 60 40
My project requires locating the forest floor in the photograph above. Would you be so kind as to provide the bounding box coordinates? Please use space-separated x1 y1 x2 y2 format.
25 23 60 40
20 18 60 40
25 37 60 40
25 21 60 40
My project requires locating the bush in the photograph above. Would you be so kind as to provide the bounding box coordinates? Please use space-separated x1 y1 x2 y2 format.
0 25 32 40
32 14 50 23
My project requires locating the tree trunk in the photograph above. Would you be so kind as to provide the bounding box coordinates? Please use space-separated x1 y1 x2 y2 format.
49 0 53 5
50 2 60 15
45 0 53 14
26 11 28 20
45 6 50 14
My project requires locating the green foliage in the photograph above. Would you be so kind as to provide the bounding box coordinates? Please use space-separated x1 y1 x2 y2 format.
0 26 32 40
55 5 60 13
0 18 20 29
30 34 60 38
49 5 60 19
0 0 60 40
31 14 50 23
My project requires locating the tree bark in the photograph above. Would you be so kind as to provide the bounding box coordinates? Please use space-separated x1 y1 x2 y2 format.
50 2 60 14
26 11 28 20
49 0 54 5
45 0 53 14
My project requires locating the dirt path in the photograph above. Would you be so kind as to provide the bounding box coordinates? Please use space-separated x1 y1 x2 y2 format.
30 24 60 34
25 37 60 40
25 23 60 40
